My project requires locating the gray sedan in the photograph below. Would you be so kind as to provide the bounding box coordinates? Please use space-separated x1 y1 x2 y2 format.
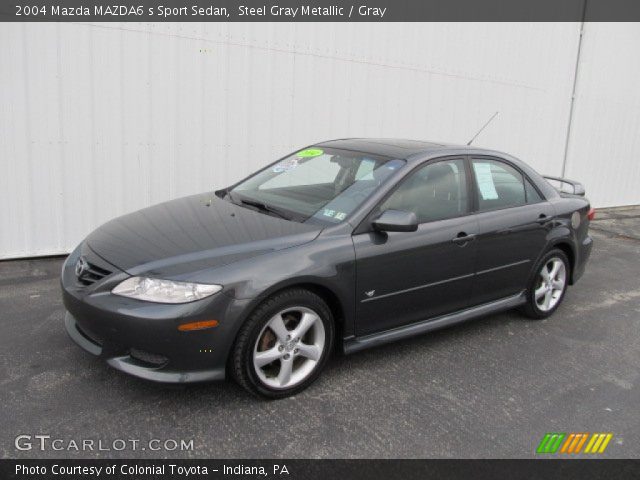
61 139 593 398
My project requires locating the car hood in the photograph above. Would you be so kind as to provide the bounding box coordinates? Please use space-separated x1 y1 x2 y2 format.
86 193 322 278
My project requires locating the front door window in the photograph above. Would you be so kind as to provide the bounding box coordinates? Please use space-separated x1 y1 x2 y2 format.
381 158 469 223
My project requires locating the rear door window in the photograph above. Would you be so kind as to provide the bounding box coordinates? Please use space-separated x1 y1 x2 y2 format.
471 159 526 211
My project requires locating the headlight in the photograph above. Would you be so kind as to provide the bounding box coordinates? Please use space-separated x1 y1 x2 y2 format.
112 277 223 304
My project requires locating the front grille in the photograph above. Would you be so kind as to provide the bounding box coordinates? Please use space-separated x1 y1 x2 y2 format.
129 348 169 368
78 262 112 286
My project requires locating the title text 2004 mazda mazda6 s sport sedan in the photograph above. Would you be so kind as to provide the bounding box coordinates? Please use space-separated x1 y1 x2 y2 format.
62 139 594 398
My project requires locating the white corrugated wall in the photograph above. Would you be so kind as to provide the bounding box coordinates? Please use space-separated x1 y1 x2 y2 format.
563 23 640 208
0 22 638 259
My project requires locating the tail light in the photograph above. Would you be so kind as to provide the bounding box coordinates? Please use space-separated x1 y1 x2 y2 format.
587 208 596 221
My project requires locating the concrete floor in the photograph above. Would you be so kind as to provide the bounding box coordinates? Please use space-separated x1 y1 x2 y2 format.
1 207 639 459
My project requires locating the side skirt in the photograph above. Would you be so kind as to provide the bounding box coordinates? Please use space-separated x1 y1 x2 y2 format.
343 292 526 354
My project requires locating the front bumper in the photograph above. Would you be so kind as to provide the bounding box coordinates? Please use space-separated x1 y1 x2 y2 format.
61 243 250 383
64 312 226 382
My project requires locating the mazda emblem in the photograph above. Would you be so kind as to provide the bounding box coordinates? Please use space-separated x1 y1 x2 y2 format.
75 256 89 277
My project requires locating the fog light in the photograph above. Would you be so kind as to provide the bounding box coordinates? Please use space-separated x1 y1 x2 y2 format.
129 348 168 367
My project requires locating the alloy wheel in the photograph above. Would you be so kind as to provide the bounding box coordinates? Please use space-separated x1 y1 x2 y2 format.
534 257 567 312
253 307 326 390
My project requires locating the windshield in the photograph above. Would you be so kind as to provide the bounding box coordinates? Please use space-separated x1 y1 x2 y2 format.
229 147 405 225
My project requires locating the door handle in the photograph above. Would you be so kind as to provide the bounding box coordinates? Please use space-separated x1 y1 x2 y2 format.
536 214 555 224
452 232 477 245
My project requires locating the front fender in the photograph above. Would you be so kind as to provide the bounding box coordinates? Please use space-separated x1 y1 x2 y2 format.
200 235 358 339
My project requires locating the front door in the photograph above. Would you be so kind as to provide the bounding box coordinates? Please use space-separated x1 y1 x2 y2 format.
353 157 478 336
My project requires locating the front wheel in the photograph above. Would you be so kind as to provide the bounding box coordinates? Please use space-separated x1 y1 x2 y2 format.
520 249 570 319
230 289 334 399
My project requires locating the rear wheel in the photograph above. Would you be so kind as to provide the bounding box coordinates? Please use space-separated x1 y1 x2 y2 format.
231 289 334 398
520 248 569 319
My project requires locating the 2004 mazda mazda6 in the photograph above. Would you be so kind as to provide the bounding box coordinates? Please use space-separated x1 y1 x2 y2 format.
62 139 594 398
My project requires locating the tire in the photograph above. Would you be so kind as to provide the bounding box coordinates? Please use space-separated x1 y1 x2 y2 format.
520 248 570 320
230 288 335 399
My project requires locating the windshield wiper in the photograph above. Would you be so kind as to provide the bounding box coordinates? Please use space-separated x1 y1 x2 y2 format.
237 198 292 220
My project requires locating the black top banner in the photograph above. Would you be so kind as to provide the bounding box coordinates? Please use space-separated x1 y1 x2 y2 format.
3 0 640 22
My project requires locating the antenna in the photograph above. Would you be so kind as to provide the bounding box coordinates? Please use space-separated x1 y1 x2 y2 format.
467 111 499 145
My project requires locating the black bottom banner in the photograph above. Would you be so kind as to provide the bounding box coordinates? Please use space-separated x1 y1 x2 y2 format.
2 459 640 480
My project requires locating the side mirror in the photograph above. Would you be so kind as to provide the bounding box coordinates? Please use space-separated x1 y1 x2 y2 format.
372 210 418 233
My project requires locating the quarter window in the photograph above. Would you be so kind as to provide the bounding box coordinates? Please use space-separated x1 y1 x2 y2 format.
381 159 469 223
471 159 526 211
525 178 544 203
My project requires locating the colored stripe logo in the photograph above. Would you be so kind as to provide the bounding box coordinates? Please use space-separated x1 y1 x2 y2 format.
537 433 613 454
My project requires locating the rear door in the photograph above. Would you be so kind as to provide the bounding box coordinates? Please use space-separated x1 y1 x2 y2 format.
353 157 478 336
469 157 554 304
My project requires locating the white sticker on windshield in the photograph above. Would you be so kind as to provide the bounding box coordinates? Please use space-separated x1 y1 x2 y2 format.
323 209 335 217
334 212 346 221
272 158 299 173
473 162 499 200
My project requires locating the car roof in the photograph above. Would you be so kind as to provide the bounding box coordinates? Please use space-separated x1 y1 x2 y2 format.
315 138 560 202
315 138 487 160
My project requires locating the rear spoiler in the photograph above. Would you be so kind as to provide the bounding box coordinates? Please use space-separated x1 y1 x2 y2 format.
542 175 585 196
